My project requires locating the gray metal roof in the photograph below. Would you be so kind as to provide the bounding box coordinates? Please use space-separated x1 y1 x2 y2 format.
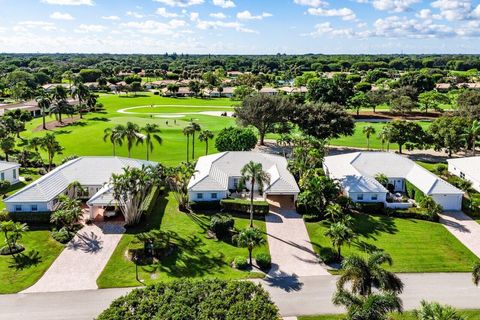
0 161 20 172
5 157 156 204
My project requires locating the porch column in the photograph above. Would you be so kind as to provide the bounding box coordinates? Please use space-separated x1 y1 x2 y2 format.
88 204 94 220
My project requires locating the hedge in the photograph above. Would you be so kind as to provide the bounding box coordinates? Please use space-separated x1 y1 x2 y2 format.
405 180 426 203
97 279 280 320
9 211 52 224
189 201 222 211
463 194 480 217
220 199 270 216
356 202 385 214
385 207 439 222
140 186 161 215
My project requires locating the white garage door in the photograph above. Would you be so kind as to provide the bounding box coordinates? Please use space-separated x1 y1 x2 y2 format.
431 194 462 211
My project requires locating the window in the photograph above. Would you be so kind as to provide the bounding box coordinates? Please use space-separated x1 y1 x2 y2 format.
31 205 38 212
233 178 239 188
15 205 22 212
211 193 218 199
12 169 16 179
371 194 378 201
197 193 203 200
356 194 364 201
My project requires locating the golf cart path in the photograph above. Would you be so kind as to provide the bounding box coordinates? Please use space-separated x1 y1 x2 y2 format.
265 200 330 277
439 211 480 258
22 223 124 293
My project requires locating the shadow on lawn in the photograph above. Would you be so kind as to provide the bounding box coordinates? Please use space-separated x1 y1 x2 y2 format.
8 250 42 270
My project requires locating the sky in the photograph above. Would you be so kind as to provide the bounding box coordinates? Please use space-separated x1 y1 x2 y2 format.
1 0 480 54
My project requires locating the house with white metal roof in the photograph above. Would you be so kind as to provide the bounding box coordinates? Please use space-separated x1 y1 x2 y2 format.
0 161 21 185
324 152 464 211
448 157 480 193
4 157 155 218
188 152 300 205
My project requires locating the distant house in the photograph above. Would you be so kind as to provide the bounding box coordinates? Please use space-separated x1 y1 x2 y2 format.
0 161 21 185
278 86 308 95
435 83 452 92
161 86 194 97
227 71 243 78
259 87 278 96
188 152 300 206
448 157 480 193
203 86 235 98
324 152 464 211
4 157 155 220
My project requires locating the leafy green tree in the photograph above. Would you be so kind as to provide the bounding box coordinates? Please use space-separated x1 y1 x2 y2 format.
198 130 214 155
418 91 450 114
375 173 389 188
50 195 83 232
130 81 142 96
456 90 480 119
0 136 15 161
298 169 340 215
167 83 179 97
413 301 465 320
385 120 426 154
462 120 480 156
41 133 64 171
141 123 162 161
235 227 265 266
428 116 465 157
288 136 325 179
362 125 376 150
240 161 270 227
348 92 371 116
325 222 356 261
233 85 255 100
390 95 416 115
307 74 354 105
215 127 258 152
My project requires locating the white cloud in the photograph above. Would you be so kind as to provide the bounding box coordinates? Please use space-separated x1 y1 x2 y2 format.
156 8 180 17
102 15 120 21
190 12 200 21
49 12 75 20
293 0 327 7
373 15 454 38
416 8 442 20
307 7 356 20
473 5 480 18
196 19 256 33
122 19 186 34
15 21 57 32
75 24 106 33
154 0 204 7
236 10 272 20
210 12 227 19
41 0 93 5
372 0 420 12
212 0 235 8
431 0 472 21
126 11 145 19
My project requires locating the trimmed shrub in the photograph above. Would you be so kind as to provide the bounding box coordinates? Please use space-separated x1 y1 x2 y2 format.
385 207 439 222
256 253 272 270
140 186 161 215
463 194 480 217
405 180 426 203
302 214 322 222
0 210 9 222
97 280 280 320
210 214 235 239
357 202 385 214
9 211 52 224
220 199 270 216
51 227 75 244
189 201 222 211
234 256 249 270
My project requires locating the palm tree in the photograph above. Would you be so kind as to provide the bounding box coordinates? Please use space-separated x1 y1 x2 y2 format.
167 162 196 210
472 262 480 286
240 161 270 227
41 133 64 171
35 90 51 130
28 136 43 155
51 85 68 123
67 180 86 199
235 227 265 266
198 130 214 155
324 222 356 261
337 251 404 297
332 289 403 320
0 136 15 161
183 124 195 162
413 300 465 320
190 121 201 160
378 126 391 151
86 93 98 112
123 122 141 158
141 123 162 161
71 83 90 119
463 120 480 156
103 125 125 156
0 221 29 257
363 125 376 150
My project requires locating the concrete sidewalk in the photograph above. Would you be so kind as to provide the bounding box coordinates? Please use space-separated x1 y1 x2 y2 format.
265 206 330 277
22 223 124 293
439 211 480 258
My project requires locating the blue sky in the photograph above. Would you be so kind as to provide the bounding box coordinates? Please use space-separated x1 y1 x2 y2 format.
1 0 480 54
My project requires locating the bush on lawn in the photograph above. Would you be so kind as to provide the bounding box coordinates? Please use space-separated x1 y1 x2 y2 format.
220 199 269 216
97 280 280 320
51 227 75 244
210 214 234 239
385 207 439 222
234 256 249 270
463 195 480 217
0 210 10 222
256 253 272 270
406 180 426 203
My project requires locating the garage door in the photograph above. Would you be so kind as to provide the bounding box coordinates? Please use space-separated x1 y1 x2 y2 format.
431 194 462 211
266 195 296 210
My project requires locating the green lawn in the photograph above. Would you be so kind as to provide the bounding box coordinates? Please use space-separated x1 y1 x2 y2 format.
97 193 269 288
0 228 64 293
299 310 480 320
330 121 431 151
306 214 478 273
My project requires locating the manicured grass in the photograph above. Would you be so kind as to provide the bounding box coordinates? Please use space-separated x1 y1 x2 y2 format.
97 193 269 288
0 227 64 293
330 121 431 150
306 214 478 273
299 310 480 320
415 160 443 172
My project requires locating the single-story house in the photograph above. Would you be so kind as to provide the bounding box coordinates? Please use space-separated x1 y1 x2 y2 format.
188 151 300 206
4 157 155 220
0 161 21 184
324 152 464 211
448 157 480 192
259 87 278 96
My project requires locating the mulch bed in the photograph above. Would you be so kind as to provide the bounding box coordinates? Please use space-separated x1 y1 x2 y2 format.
33 116 82 132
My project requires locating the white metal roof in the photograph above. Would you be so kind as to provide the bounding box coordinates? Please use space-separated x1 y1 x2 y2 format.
324 152 463 196
87 184 117 206
188 152 300 195
0 161 20 172
5 157 156 204
447 157 480 183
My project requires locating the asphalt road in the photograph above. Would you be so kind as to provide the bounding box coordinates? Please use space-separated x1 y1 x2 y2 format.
2 273 480 319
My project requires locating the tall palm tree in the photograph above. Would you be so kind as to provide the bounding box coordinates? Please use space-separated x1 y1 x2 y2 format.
198 130 214 155
51 85 68 123
324 222 356 261
235 227 265 266
35 90 51 130
141 123 162 161
183 124 195 162
463 120 480 156
41 133 64 171
71 83 90 119
123 122 141 158
28 136 43 155
190 121 201 160
67 180 86 199
86 93 98 112
337 251 404 297
413 300 465 320
378 126 391 152
363 125 376 150
103 125 125 156
332 289 403 320
240 161 270 227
